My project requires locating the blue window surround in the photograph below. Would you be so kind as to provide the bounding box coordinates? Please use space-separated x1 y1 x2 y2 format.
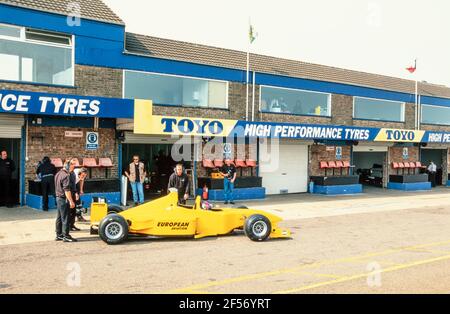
2 3 450 108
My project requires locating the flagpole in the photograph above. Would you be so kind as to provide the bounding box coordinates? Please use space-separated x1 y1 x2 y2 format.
246 49 249 121
252 71 256 121
246 18 250 121
415 79 418 130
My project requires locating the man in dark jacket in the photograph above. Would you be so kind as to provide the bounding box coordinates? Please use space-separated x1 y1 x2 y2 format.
167 163 190 204
0 150 16 207
36 156 56 211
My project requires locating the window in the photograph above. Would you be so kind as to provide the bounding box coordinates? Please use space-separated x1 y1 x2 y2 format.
124 70 228 109
0 24 73 86
260 86 331 116
353 97 404 122
421 104 450 125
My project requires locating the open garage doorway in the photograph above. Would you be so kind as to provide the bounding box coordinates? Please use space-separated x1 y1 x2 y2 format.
0 138 21 206
420 148 446 186
353 146 388 188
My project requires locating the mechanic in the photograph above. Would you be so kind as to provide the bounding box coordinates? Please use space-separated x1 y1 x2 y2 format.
168 163 190 204
428 160 437 187
0 150 15 208
54 158 77 242
125 155 146 205
36 156 56 211
220 158 237 205
73 167 88 223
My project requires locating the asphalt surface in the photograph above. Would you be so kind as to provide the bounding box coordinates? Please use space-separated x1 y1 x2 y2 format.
1 202 450 294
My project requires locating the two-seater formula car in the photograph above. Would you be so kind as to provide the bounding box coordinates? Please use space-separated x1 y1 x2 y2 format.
90 190 291 245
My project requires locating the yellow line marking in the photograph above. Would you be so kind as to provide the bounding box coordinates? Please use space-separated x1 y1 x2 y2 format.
179 290 212 294
164 239 450 293
274 253 450 294
406 247 450 254
292 271 346 280
372 260 404 267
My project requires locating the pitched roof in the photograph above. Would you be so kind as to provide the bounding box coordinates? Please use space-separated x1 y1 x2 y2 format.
125 32 450 99
0 0 124 25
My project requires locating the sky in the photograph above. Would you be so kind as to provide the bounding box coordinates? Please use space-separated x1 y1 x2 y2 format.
103 0 450 87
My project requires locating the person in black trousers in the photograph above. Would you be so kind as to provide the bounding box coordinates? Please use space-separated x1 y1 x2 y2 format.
68 167 80 231
36 156 56 211
55 159 77 242
0 150 16 208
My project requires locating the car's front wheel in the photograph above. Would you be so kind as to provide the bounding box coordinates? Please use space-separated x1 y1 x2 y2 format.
98 214 129 245
244 214 271 241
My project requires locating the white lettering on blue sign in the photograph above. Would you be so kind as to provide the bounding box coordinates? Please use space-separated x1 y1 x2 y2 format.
0 93 101 116
428 133 443 143
243 124 371 140
39 96 100 115
0 94 31 112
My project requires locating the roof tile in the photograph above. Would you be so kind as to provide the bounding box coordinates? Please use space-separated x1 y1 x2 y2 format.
0 0 124 25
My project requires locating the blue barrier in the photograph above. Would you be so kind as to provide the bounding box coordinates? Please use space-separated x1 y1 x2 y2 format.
26 192 121 211
313 184 363 195
387 182 431 191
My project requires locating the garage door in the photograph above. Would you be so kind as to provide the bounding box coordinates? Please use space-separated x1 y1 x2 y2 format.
0 113 24 138
259 142 308 194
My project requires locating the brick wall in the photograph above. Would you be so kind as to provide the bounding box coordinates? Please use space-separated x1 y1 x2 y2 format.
309 145 351 176
331 94 353 125
0 65 122 97
26 126 118 191
196 140 256 178
387 146 419 176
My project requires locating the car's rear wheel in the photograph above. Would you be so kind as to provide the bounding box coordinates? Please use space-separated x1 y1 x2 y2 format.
98 214 128 245
244 214 271 241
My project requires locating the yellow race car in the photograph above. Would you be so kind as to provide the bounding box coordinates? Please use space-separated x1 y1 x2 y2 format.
90 190 291 245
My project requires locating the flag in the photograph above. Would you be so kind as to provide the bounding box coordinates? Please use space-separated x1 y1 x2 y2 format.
249 24 257 44
406 59 417 73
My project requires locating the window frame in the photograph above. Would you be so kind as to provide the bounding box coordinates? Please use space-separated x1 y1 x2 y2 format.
123 69 229 109
0 23 74 86
258 84 332 117
352 96 405 123
420 103 450 126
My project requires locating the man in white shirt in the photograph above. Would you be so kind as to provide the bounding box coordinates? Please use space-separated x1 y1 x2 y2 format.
427 161 437 187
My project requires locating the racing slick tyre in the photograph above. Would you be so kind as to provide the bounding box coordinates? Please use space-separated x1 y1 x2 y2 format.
107 204 123 214
98 214 129 245
244 214 272 241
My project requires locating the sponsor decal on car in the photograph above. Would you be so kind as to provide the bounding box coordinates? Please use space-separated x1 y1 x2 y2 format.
157 222 190 230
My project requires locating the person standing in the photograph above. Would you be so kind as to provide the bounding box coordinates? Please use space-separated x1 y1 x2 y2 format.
73 167 88 222
54 158 77 242
428 160 437 188
220 158 237 205
0 150 16 208
125 155 146 205
167 163 190 204
36 156 56 211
